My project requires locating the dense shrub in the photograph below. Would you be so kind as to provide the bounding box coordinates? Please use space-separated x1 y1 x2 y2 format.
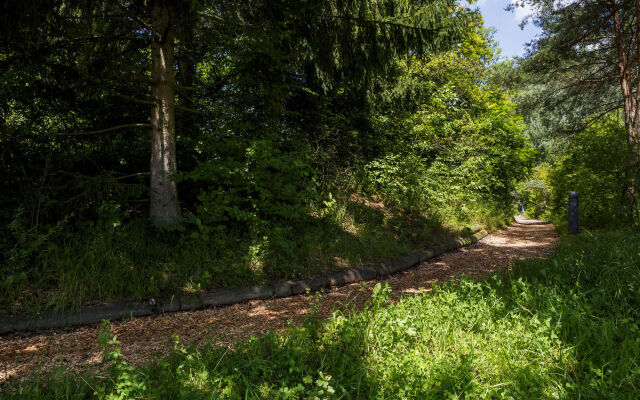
546 116 629 228
179 138 317 228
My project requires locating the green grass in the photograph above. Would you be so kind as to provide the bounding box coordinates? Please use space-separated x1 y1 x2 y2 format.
2 193 498 315
3 229 640 399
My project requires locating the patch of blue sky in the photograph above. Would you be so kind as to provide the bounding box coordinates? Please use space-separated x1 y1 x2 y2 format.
461 0 541 59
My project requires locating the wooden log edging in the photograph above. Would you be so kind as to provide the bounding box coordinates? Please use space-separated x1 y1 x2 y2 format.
0 226 487 335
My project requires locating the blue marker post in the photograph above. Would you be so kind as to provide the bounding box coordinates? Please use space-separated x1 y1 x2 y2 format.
568 192 578 234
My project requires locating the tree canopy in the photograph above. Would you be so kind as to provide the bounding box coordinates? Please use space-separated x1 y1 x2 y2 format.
0 1 533 312
515 0 640 218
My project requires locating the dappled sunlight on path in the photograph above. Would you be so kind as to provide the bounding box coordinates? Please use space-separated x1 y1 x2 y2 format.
0 220 557 383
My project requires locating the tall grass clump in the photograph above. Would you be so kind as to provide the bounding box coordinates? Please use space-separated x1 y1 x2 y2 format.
5 229 640 399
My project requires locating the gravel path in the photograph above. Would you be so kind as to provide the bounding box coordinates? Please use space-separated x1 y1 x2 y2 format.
0 220 557 383
514 214 551 225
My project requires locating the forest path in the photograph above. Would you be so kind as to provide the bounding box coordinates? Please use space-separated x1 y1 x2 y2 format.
0 219 557 383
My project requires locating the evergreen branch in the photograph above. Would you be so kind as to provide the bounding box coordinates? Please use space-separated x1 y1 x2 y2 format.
175 85 198 91
114 0 152 30
177 105 198 113
329 15 442 34
557 104 622 135
114 93 156 105
56 123 151 136
105 59 156 84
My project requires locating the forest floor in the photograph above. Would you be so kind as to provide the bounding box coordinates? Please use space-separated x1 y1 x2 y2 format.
0 220 557 383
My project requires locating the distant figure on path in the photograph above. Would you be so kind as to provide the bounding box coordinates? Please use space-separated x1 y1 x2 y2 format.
521 201 526 215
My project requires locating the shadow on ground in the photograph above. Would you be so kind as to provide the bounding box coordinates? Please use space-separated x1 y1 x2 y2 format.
0 221 557 383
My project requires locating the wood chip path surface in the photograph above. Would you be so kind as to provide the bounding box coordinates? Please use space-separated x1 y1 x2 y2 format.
0 221 557 383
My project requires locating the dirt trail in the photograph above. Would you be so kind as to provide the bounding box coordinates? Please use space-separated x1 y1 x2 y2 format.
0 221 557 383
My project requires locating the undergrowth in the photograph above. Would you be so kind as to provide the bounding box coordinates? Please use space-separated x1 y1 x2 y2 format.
0 193 505 315
4 229 640 399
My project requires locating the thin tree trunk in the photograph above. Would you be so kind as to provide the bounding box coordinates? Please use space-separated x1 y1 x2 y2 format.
149 0 181 226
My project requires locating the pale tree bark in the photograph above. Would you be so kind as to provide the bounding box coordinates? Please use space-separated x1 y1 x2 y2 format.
150 0 181 226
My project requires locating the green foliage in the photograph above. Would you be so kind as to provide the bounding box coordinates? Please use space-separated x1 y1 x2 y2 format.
546 117 629 228
358 25 533 226
522 116 630 229
96 321 147 399
512 0 640 222
6 229 640 398
0 217 258 314
515 0 632 142
179 139 316 228
362 154 431 213
0 192 457 314
0 2 532 312
515 163 551 219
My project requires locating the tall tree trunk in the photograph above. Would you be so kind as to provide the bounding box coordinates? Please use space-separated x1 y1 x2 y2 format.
150 0 181 226
630 0 640 219
613 2 639 219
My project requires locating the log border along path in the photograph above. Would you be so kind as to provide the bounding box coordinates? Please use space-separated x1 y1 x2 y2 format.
1 226 490 335
0 217 557 383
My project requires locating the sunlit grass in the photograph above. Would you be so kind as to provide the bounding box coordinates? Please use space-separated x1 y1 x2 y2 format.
5 229 640 398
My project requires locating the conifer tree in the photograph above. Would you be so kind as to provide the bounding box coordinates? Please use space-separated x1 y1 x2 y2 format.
1 0 473 227
520 0 640 219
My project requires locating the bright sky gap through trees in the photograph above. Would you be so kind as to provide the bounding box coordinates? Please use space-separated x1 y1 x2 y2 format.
464 0 541 58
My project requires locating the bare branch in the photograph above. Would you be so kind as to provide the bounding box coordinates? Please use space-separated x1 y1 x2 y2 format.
114 172 150 180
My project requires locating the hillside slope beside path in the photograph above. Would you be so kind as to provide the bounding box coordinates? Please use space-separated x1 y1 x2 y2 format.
0 220 557 383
